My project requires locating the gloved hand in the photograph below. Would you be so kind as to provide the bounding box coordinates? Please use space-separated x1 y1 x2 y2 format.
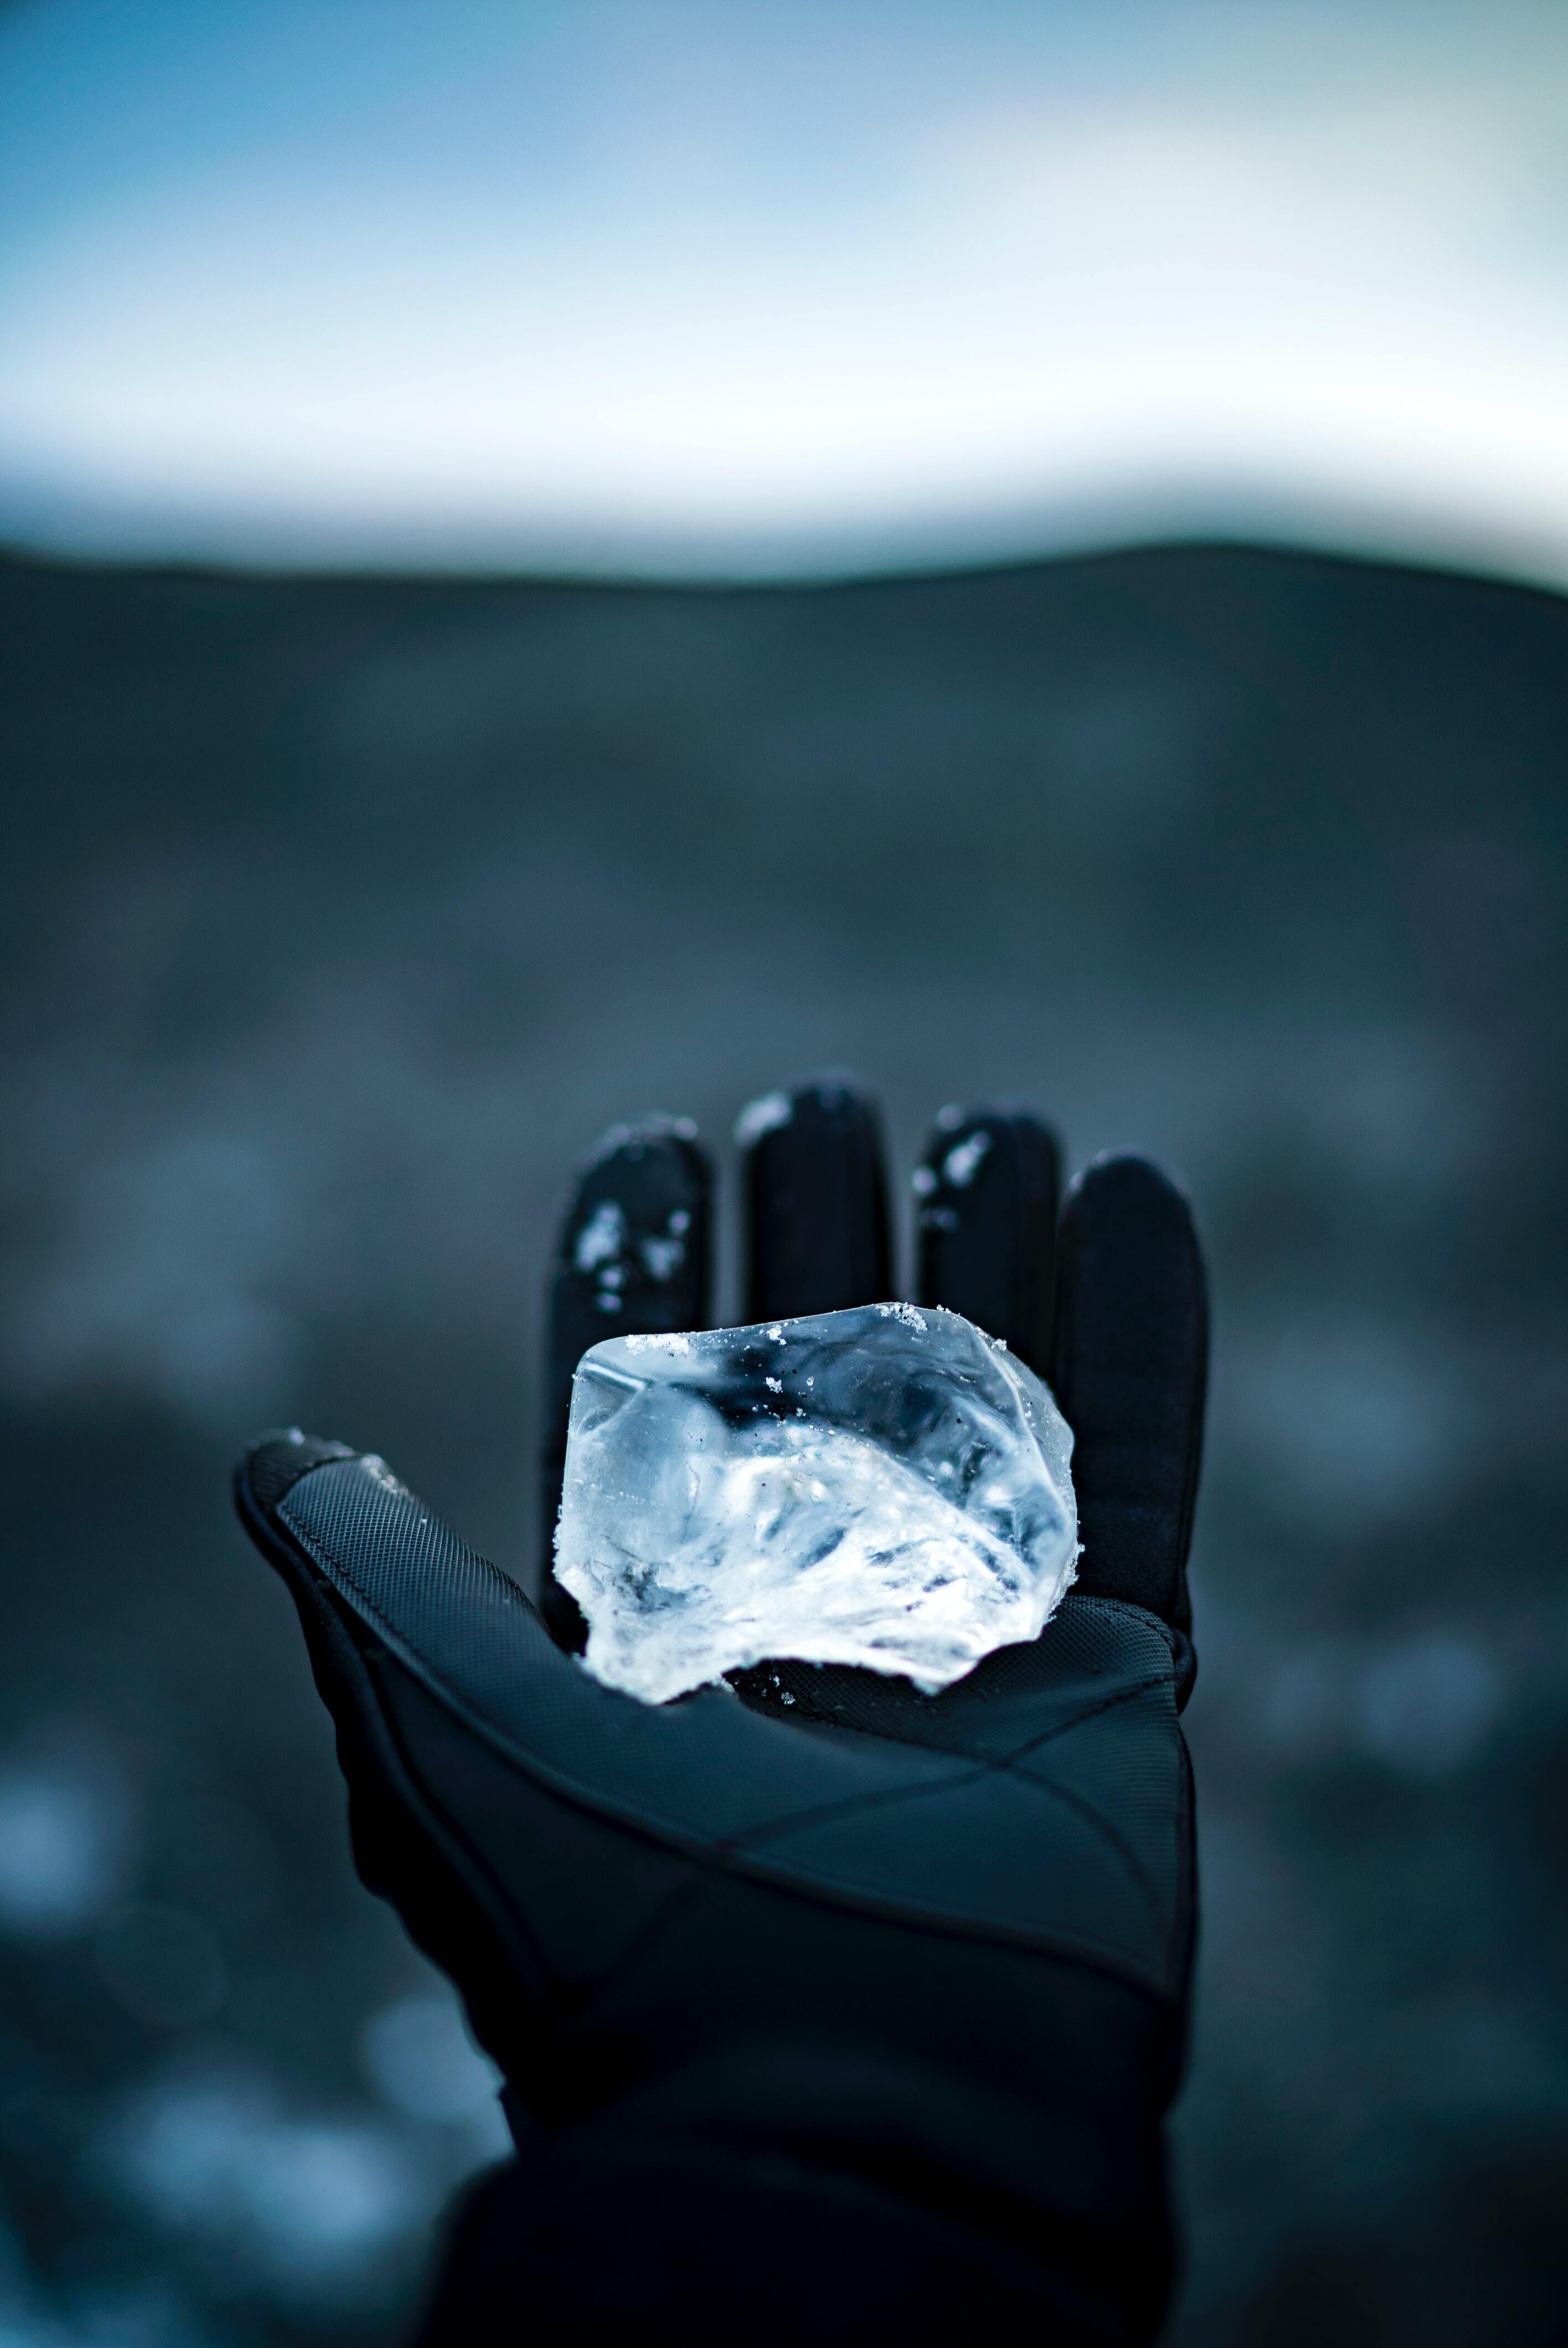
233 1078 1206 2346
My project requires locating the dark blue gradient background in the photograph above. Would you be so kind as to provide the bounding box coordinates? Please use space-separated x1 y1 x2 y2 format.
2 542 1566 2342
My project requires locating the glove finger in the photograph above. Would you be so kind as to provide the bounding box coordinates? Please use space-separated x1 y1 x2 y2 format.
912 1106 1061 1377
737 1074 892 1322
540 1116 712 1649
1049 1155 1208 1640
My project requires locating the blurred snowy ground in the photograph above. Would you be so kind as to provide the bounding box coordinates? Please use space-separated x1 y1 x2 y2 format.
1 542 1565 2341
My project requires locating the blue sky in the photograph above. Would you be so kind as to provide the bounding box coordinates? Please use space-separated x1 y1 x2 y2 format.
2 0 1566 578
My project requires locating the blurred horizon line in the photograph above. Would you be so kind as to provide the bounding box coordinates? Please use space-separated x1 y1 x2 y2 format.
4 484 1567 603
6 3 1567 606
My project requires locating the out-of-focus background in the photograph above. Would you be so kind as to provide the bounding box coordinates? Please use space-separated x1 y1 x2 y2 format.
2 4 1567 2343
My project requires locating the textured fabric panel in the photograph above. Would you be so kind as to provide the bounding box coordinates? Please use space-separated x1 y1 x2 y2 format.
278 1456 1185 1991
278 1459 974 1837
242 1430 355 1516
1009 1689 1182 1925
735 1597 1176 1753
365 1659 699 1997
736 1763 1170 1985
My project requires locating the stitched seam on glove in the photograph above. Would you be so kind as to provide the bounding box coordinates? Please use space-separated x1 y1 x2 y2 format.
274 1483 1182 1996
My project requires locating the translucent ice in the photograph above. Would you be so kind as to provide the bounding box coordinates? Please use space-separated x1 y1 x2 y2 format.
554 1303 1079 1705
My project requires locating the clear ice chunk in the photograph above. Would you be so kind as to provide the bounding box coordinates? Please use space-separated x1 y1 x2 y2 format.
554 1302 1079 1705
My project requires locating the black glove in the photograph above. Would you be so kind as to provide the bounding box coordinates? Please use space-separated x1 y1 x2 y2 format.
233 1078 1206 2346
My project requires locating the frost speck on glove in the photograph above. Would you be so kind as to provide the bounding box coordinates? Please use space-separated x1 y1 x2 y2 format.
554 1303 1079 1704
